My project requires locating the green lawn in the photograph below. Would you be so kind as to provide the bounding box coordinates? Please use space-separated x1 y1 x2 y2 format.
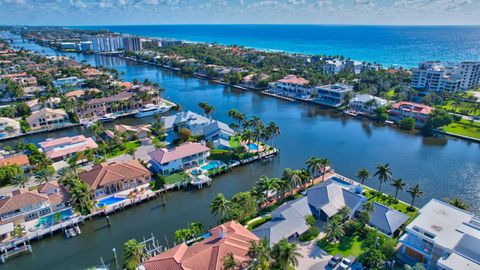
229 136 242 148
164 172 188 185
442 119 480 140
317 235 366 257
246 215 272 230
364 189 418 222
440 100 480 117
106 141 141 158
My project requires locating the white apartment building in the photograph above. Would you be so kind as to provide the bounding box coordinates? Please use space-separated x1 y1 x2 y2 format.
399 199 480 270
91 36 124 53
412 61 480 92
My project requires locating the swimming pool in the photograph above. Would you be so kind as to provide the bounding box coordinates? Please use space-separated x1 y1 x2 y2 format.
97 196 126 208
331 176 352 187
36 208 73 228
201 161 225 171
247 143 259 151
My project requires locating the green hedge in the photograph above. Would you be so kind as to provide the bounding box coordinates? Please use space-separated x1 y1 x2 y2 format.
299 226 319 242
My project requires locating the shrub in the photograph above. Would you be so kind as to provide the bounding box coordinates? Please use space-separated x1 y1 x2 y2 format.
299 226 319 242
399 117 416 130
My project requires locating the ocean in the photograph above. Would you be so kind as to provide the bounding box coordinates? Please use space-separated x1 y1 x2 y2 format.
73 24 480 68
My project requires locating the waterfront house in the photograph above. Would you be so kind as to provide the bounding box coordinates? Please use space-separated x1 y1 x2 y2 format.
75 91 153 118
322 59 345 76
0 154 30 170
367 202 409 237
202 120 234 142
389 101 434 126
142 220 259 270
26 107 69 130
148 142 210 176
78 160 152 198
0 189 51 224
399 199 480 270
38 135 98 161
253 196 311 246
23 86 47 97
114 124 151 139
0 117 20 136
253 179 366 245
26 97 61 112
52 76 86 92
313 84 353 107
349 94 388 114
268 74 313 96
37 181 70 212
162 111 210 136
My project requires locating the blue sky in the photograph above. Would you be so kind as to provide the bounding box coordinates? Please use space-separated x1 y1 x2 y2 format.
0 0 479 25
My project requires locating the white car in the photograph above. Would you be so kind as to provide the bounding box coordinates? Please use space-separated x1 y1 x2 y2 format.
338 257 352 270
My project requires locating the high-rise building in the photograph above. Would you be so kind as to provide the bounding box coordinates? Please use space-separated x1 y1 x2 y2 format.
122 36 142 51
411 61 480 92
91 37 124 53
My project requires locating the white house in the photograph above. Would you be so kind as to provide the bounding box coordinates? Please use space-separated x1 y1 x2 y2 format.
399 199 480 270
52 77 86 92
349 94 388 113
268 75 313 96
148 142 210 176
313 84 354 107
0 117 20 136
162 111 210 136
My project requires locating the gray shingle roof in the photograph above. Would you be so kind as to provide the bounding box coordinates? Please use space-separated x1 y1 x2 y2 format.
368 202 409 236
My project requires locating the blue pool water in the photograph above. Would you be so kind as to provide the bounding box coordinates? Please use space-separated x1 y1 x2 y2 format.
331 176 352 187
97 196 126 207
247 143 259 151
36 208 73 227
201 161 225 171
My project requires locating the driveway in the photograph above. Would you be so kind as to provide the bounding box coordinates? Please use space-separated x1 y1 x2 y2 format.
294 239 332 270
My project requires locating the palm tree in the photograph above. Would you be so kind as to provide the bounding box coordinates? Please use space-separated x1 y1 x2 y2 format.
222 253 237 270
318 158 331 182
306 157 322 180
356 168 370 185
257 176 280 200
276 179 290 199
248 239 271 269
123 239 148 270
324 218 345 242
266 121 280 150
373 163 392 193
282 168 302 191
271 239 303 270
35 168 53 184
391 178 407 201
210 193 230 220
240 129 254 146
69 179 95 215
67 154 80 173
446 198 470 211
337 206 351 221
407 183 425 209
12 174 29 188
198 102 215 120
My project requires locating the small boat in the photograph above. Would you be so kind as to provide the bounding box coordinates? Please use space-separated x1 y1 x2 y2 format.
190 175 211 187
135 103 171 118
98 113 117 122
65 225 81 239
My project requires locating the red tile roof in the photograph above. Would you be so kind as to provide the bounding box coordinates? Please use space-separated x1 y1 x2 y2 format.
0 189 49 215
39 135 98 159
391 101 434 115
148 142 210 164
278 74 309 85
0 154 30 168
143 221 259 270
78 160 151 190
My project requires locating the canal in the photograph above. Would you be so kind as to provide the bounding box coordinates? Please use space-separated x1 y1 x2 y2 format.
1 38 479 270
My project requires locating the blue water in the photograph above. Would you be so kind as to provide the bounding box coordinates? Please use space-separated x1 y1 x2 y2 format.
331 176 352 187
96 196 126 207
248 143 259 151
73 25 480 67
201 161 225 171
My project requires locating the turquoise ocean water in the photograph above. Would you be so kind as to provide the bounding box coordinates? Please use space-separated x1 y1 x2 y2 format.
74 24 480 68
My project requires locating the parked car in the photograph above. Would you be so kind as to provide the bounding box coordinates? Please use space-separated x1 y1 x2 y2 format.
338 255 356 270
328 254 342 267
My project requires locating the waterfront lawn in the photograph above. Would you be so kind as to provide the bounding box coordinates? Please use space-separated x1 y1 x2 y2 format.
164 172 188 185
229 136 242 148
365 189 418 221
440 100 480 117
442 119 480 140
246 215 272 230
106 141 141 158
317 235 366 258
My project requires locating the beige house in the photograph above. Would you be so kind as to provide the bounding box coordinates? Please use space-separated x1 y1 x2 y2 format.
26 108 69 130
79 160 152 198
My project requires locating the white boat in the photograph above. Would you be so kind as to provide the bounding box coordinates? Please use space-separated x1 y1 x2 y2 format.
65 225 81 238
135 103 171 118
190 175 212 187
98 113 117 122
